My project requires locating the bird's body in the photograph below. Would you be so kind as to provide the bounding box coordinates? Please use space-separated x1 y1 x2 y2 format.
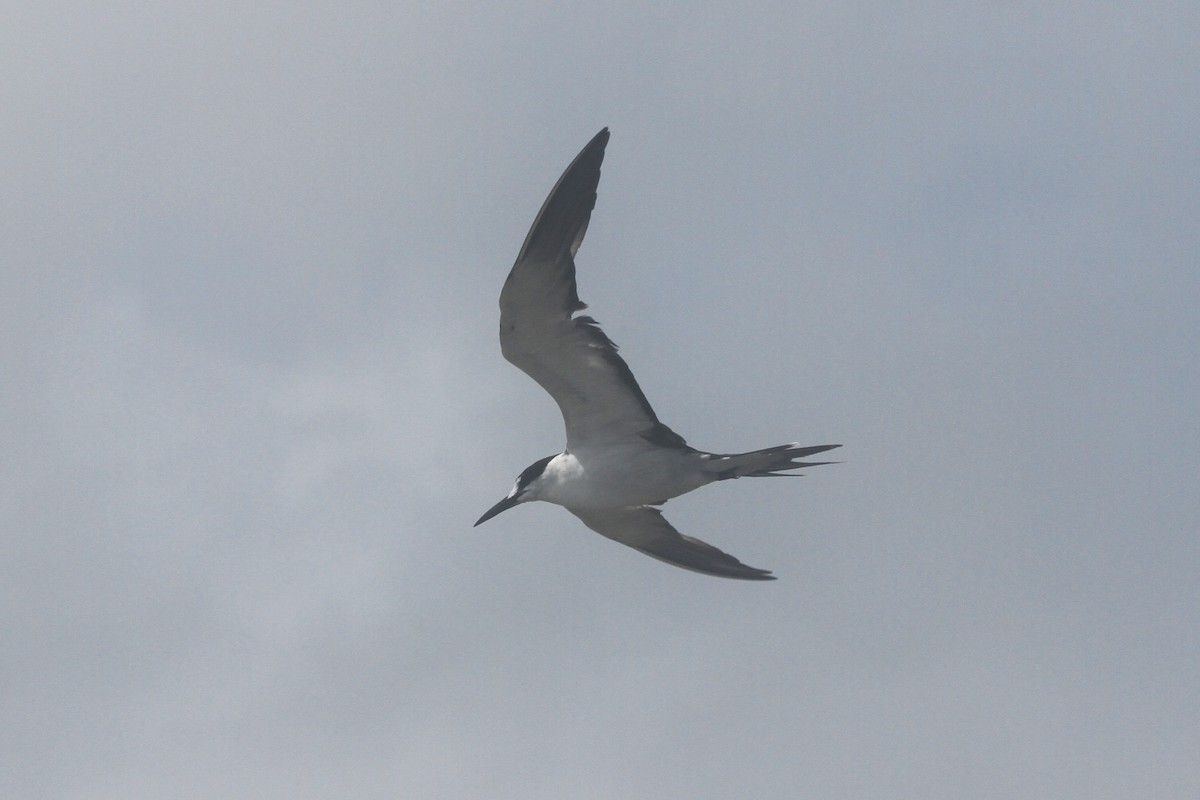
522 444 709 509
476 128 839 580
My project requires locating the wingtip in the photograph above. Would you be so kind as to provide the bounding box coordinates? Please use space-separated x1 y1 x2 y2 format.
584 127 610 157
582 127 611 159
512 128 611 267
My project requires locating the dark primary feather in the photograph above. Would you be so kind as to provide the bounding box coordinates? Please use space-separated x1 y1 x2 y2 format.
515 128 610 279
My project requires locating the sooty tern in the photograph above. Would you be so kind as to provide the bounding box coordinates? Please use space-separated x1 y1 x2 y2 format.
476 129 839 580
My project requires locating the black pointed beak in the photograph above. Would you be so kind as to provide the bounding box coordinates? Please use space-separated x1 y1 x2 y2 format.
474 494 521 527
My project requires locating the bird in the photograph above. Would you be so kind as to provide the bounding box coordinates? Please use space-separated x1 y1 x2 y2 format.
475 128 839 580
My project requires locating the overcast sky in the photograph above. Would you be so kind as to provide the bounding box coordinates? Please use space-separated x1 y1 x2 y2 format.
4 2 1198 798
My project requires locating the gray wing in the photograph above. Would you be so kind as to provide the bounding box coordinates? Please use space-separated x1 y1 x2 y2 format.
498 128 686 450
569 506 775 581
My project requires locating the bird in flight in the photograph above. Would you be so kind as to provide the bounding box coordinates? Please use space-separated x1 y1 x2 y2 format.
475 129 839 580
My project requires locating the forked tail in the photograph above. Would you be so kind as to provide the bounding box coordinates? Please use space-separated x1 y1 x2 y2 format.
703 443 841 481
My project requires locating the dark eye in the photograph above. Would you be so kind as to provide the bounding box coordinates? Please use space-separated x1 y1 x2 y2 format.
518 454 555 487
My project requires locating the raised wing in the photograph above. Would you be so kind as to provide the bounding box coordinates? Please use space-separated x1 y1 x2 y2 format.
498 128 686 450
569 506 775 580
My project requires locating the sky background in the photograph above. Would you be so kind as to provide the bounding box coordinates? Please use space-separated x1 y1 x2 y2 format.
4 2 1198 798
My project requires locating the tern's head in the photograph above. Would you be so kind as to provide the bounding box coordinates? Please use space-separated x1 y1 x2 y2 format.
474 455 556 526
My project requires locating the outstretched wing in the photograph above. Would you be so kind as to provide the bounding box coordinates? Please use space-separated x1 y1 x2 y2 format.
569 506 775 580
498 128 686 450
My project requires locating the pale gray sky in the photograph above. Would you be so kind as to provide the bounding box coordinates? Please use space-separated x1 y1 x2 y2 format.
4 2 1198 798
